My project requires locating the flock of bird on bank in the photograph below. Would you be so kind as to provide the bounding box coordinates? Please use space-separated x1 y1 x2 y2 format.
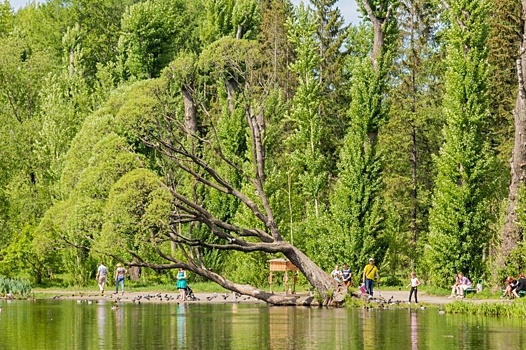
24 291 253 308
0 292 449 314
361 294 443 312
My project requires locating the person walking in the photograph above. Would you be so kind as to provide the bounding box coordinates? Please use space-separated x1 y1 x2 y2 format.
407 272 420 303
114 263 127 295
176 267 187 301
362 258 380 296
96 262 108 295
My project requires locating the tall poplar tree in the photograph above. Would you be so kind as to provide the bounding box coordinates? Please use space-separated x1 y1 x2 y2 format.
310 0 349 166
491 0 523 277
330 0 398 272
425 0 497 286
280 4 329 264
259 0 294 95
381 0 444 273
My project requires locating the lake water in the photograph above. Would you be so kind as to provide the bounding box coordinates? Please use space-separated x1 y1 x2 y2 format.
0 299 525 349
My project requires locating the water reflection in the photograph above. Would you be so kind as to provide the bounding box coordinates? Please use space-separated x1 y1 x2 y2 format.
4 301 526 350
361 308 375 350
114 302 125 343
269 306 298 349
177 303 186 348
97 302 107 349
410 310 418 350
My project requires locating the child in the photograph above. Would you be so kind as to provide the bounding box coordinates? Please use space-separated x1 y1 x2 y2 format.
407 272 420 304
331 265 343 285
341 263 352 287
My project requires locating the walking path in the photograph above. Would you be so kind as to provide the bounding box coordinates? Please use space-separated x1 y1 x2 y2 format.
27 288 509 306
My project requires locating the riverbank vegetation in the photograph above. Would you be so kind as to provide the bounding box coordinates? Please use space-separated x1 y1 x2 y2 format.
0 0 525 304
444 299 526 317
0 276 31 298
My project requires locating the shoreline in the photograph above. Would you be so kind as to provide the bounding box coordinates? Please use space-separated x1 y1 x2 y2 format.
3 289 511 306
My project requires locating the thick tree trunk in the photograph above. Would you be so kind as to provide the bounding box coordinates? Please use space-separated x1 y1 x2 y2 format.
180 244 343 306
182 87 197 134
501 3 526 270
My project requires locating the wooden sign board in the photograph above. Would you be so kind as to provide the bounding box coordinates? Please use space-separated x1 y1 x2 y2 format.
269 258 298 272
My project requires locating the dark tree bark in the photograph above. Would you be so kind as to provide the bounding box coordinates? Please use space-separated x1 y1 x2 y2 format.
502 2 526 267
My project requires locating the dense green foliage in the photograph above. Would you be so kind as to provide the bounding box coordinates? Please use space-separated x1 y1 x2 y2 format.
0 275 31 297
0 0 521 291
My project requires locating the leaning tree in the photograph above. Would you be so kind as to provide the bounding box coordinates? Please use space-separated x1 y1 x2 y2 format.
117 36 347 306
95 1 398 306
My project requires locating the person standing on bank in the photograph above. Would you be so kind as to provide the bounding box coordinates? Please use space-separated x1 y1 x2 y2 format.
96 262 108 295
362 258 380 296
114 263 127 295
176 267 187 301
342 263 352 288
407 272 420 303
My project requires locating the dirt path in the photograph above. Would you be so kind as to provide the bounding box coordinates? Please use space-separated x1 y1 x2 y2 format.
28 288 509 306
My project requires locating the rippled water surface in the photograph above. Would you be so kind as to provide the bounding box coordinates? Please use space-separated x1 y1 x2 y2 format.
0 299 525 349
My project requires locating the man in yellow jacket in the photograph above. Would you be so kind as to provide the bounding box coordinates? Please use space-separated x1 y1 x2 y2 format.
362 258 380 296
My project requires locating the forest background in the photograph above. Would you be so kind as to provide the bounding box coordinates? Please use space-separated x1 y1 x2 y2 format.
0 0 525 301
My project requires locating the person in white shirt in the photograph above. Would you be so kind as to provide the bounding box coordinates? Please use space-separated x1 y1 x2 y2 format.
331 265 343 285
96 262 108 295
407 272 420 303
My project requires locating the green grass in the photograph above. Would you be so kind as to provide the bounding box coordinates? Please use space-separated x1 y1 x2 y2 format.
444 299 526 317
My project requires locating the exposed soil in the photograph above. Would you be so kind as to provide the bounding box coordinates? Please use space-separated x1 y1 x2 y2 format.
23 288 510 306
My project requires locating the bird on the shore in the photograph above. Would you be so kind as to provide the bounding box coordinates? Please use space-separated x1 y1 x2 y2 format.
206 293 218 301
52 295 61 300
222 293 229 300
